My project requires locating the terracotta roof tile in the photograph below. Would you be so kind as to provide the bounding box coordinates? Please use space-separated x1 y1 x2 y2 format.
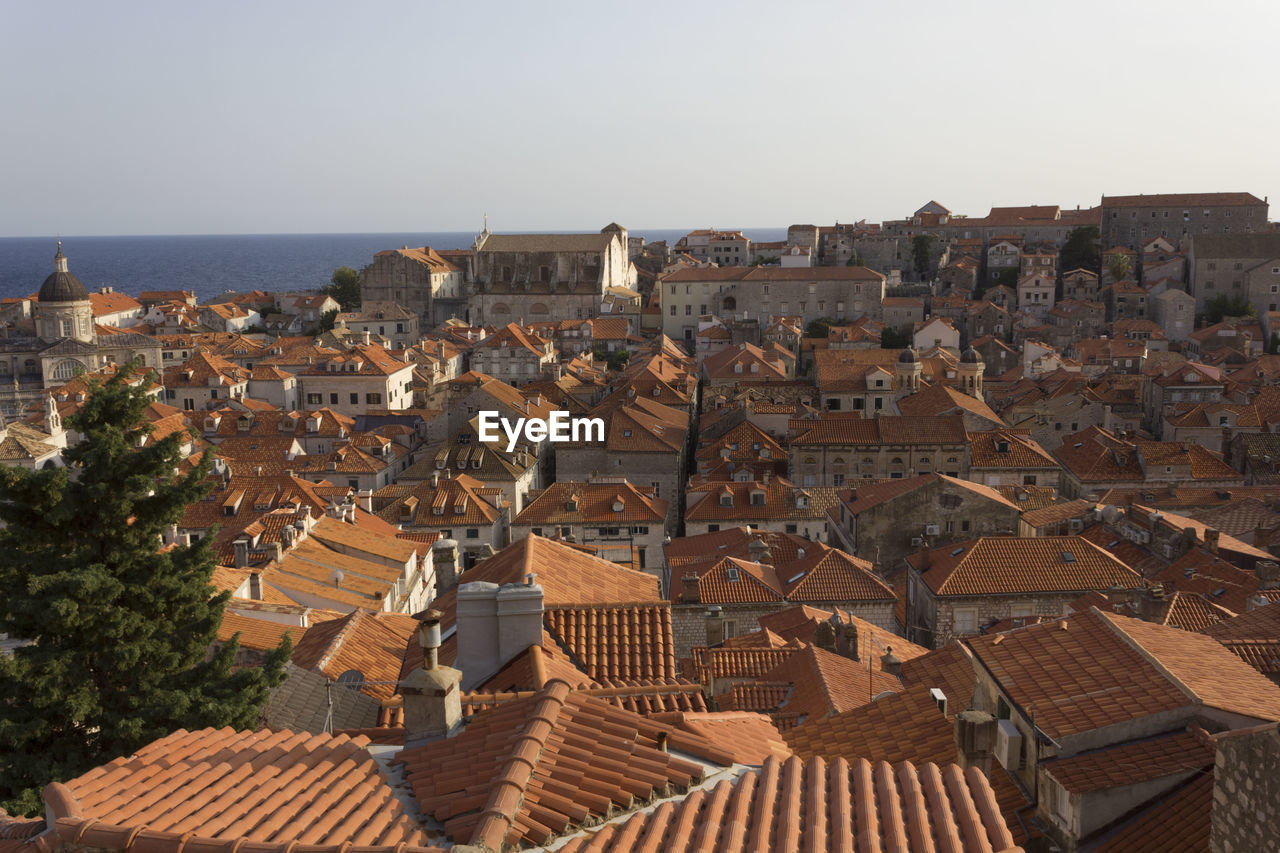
54 727 433 847
556 754 1020 853
290 609 419 702
912 536 1141 597
398 681 727 849
1090 770 1212 853
1041 729 1213 795
544 604 678 683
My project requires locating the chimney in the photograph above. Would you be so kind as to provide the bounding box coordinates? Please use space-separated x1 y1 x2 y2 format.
1204 528 1220 554
837 623 860 661
881 646 902 678
1255 526 1276 551
1138 583 1167 622
402 610 463 747
705 606 725 647
954 710 997 775
248 572 263 600
748 537 771 565
233 538 250 569
1257 560 1280 591
433 538 460 594
357 489 373 513
681 573 701 604
456 582 501 691
815 620 837 653
495 576 544 674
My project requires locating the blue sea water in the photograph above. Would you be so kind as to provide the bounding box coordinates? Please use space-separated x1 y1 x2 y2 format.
0 228 788 305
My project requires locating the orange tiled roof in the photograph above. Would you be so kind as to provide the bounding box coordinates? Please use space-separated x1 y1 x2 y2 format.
397 681 729 850
646 710 792 765
1041 728 1213 794
556 755 1020 853
51 728 434 848
912 536 1140 597
216 610 307 651
757 644 903 723
1090 771 1212 853
290 609 420 703
543 604 678 683
514 480 667 525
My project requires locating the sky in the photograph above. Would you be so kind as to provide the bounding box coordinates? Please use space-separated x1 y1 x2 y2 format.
4 0 1279 237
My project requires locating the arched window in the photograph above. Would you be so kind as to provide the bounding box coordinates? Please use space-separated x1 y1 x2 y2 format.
491 302 510 314
723 296 737 311
530 302 550 315
52 360 82 381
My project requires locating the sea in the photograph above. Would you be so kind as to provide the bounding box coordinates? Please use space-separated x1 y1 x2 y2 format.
0 228 789 304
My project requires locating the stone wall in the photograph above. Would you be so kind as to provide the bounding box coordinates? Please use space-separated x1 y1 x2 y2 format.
1211 723 1280 853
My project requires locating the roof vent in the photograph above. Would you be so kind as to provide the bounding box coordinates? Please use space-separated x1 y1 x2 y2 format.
950 547 964 557
1061 551 1075 563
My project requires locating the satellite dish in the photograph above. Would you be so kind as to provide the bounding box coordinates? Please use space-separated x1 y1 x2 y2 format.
335 669 365 690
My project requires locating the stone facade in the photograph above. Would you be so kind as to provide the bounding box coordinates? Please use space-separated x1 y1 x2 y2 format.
1211 723 1280 853
359 246 465 326
1102 193 1268 250
469 225 632 326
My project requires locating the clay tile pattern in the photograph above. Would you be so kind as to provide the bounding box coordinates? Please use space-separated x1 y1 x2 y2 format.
544 604 678 682
1041 729 1212 794
557 755 1021 853
397 682 725 850
707 648 795 681
1090 771 1212 853
57 727 432 847
915 536 1140 597
757 645 903 724
290 609 419 703
965 610 1191 739
649 711 793 765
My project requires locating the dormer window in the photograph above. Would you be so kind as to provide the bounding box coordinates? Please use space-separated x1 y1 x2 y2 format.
726 567 741 582
720 493 734 507
750 491 766 506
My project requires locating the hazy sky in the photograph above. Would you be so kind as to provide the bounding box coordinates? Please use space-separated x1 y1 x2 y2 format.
4 0 1279 236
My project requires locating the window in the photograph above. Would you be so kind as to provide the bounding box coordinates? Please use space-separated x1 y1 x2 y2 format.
953 607 978 635
785 524 798 534
329 393 339 404
707 524 720 532
306 393 322 405
961 520 970 532
466 528 479 539
366 393 382 404
685 305 692 315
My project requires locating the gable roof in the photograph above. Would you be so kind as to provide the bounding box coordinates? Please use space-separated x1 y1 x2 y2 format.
912 536 1140 597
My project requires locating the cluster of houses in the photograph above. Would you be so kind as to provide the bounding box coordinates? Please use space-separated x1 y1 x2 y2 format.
4 193 1280 853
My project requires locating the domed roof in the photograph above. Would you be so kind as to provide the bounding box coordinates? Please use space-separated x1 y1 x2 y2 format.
960 346 983 364
38 243 88 303
897 348 918 364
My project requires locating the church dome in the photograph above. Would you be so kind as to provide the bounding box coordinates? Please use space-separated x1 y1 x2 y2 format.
960 346 983 364
38 243 89 303
897 348 918 364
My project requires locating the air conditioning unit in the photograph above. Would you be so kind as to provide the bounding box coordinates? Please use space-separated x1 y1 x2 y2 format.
994 719 1023 770
925 524 941 536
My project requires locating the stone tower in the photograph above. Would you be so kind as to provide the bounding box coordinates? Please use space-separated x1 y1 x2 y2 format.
35 242 94 344
958 346 985 398
895 347 922 397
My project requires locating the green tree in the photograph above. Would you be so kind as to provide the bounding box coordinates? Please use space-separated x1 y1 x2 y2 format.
912 234 935 279
1107 252 1132 283
751 256 780 266
993 267 1019 290
0 367 290 815
322 266 362 311
606 350 631 371
845 251 865 267
805 317 841 338
881 327 911 349
1205 294 1257 323
1060 225 1102 274
318 308 339 333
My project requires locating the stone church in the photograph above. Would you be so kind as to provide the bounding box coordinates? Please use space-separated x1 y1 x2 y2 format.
0 244 162 416
466 222 637 326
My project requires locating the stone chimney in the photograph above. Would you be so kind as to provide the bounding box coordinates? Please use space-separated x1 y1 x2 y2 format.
954 710 997 775
357 489 373 513
705 606 725 647
233 538 250 569
402 610 462 748
681 573 701 604
748 537 771 565
248 572 263 600
881 646 902 678
455 578 544 692
1138 583 1167 622
1205 528 1221 554
815 620 837 653
1257 560 1280 591
836 623 860 661
433 538 460 594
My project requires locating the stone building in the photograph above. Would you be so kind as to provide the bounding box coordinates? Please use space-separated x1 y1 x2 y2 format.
827 473 1022 571
905 536 1141 647
358 245 465 326
1101 192 1268 250
467 323 556 388
468 223 633 326
661 266 886 345
789 413 970 485
1188 232 1280 315
0 244 162 418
